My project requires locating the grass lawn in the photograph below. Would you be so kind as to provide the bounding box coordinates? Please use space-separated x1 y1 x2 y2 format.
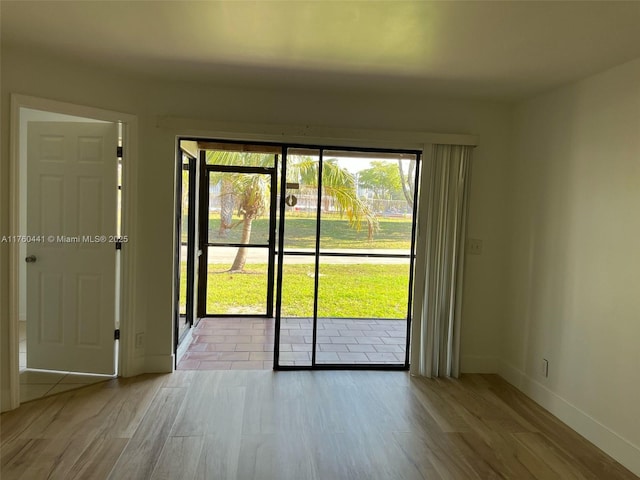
180 263 410 318
196 214 413 250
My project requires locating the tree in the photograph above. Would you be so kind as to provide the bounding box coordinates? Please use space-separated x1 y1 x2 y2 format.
357 161 403 201
397 159 416 209
207 151 376 272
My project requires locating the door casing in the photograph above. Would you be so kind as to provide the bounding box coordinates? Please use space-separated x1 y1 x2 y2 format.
7 94 138 410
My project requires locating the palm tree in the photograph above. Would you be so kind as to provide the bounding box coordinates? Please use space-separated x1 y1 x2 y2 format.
207 151 377 272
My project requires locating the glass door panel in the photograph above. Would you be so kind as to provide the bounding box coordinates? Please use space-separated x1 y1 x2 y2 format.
320 151 417 255
178 152 196 343
282 149 320 253
275 148 320 367
315 257 411 365
208 172 272 246
179 161 190 318
274 146 419 369
277 254 314 366
202 158 276 317
205 247 270 315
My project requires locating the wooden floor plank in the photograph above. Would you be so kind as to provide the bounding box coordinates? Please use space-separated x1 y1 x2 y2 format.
106 386 187 479
0 372 637 480
149 436 204 480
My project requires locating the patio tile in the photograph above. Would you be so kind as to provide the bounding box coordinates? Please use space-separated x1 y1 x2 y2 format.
181 316 410 370
373 345 404 353
314 329 341 336
280 335 306 344
183 352 223 361
223 335 252 343
206 343 238 352
318 344 349 352
368 324 396 331
176 360 200 370
386 330 407 337
186 343 209 352
251 335 275 343
280 352 311 362
237 329 265 335
306 336 332 344
292 344 312 352
366 353 401 362
339 330 366 337
249 351 274 361
381 337 406 344
235 343 264 352
347 344 376 353
337 352 369 362
347 324 372 331
218 352 251 361
330 337 358 344
355 337 384 344
193 335 226 343
362 330 389 337
316 352 340 362
209 329 240 335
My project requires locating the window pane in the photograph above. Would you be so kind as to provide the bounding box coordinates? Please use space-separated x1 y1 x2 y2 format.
282 149 319 253
205 247 269 315
208 173 272 245
320 151 416 254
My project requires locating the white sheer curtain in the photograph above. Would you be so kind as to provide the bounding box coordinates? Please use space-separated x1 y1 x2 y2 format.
411 144 473 378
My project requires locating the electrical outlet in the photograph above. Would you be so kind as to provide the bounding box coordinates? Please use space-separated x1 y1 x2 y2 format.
135 332 145 349
541 358 549 378
467 238 483 255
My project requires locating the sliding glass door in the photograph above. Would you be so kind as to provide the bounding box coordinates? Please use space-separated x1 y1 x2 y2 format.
274 146 420 369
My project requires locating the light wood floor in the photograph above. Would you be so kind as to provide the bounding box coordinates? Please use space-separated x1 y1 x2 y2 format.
1 371 636 480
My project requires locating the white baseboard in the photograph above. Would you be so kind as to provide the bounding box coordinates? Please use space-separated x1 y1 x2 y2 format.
460 355 499 373
497 360 640 477
176 329 194 364
144 354 174 373
122 355 146 377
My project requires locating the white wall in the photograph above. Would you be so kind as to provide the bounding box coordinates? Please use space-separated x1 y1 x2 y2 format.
501 57 640 475
1 43 512 411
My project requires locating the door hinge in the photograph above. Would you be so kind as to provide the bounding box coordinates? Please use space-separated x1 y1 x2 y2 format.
114 329 120 340
117 145 123 158
115 241 122 250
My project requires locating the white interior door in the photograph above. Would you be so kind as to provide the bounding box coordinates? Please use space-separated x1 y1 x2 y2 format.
26 121 118 374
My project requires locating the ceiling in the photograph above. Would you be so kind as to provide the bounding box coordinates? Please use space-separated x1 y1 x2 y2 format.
2 1 640 100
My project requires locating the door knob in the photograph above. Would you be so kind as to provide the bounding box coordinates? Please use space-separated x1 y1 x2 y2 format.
25 255 37 263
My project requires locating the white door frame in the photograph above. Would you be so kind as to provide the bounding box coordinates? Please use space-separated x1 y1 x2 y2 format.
8 94 139 409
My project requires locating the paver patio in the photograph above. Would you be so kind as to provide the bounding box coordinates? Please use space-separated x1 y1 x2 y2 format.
177 317 407 370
